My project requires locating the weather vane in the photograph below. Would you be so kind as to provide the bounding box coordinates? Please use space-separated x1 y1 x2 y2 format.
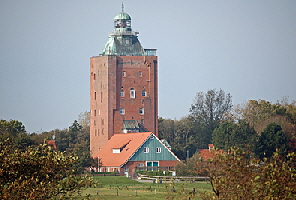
122 2 124 12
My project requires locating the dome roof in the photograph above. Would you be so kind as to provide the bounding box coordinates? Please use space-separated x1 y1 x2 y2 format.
114 12 131 20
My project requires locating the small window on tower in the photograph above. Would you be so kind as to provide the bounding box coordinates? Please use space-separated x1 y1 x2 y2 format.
138 71 142 77
120 90 124 97
130 88 135 98
142 90 146 97
120 108 125 115
94 73 96 80
139 108 144 115
122 71 126 77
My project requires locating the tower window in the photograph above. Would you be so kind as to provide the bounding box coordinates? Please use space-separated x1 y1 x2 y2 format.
94 92 96 100
122 71 126 77
120 90 124 97
142 90 146 97
120 108 125 115
94 73 96 80
138 71 142 77
130 88 135 98
139 108 144 115
141 119 144 124
94 110 96 116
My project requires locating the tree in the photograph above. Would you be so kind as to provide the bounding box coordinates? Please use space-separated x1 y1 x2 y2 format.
78 111 90 127
212 120 257 151
194 148 296 199
233 99 296 133
255 122 289 160
175 153 202 176
0 119 33 149
190 89 232 146
0 140 93 199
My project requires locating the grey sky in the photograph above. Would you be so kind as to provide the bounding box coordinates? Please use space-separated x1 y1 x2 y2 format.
1 1 295 133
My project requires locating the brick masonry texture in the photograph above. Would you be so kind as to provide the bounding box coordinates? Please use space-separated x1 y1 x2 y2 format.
90 55 158 157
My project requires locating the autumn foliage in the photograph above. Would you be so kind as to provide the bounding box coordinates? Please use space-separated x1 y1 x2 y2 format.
0 140 93 199
195 148 296 199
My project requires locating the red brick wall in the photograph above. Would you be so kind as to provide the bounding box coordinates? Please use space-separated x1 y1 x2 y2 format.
90 55 158 157
159 160 180 167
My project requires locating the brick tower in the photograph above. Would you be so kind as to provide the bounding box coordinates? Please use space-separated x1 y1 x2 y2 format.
90 6 158 157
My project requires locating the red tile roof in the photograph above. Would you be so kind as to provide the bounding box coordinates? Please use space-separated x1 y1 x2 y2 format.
198 149 215 160
198 144 223 160
94 132 152 167
46 140 57 149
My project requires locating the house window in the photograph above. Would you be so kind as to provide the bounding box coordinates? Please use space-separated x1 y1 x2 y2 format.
139 108 144 115
138 163 144 167
130 88 135 98
120 108 125 115
144 147 149 153
156 147 161 153
120 90 124 97
122 71 126 77
146 161 159 171
112 148 120 153
141 90 146 97
138 71 142 77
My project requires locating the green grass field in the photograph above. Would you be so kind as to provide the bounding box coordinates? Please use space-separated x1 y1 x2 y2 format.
69 176 213 200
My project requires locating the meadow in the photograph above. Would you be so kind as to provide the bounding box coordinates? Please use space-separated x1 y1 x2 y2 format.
70 176 213 200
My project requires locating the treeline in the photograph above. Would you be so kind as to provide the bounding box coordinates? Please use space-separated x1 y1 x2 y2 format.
1 89 295 163
0 111 95 199
159 89 296 160
0 111 94 173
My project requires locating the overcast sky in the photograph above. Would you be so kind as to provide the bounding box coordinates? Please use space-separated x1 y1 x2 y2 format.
1 1 295 133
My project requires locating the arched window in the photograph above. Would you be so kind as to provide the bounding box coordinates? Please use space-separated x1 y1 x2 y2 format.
130 88 135 98
139 108 144 115
141 90 146 97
